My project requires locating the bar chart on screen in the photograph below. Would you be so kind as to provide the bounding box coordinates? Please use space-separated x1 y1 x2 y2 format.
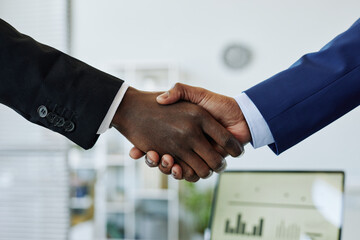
275 221 300 239
224 214 264 237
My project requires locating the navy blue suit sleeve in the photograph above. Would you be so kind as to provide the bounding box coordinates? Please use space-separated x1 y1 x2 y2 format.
245 19 360 155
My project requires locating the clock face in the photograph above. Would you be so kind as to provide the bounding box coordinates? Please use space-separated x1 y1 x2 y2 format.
223 44 252 70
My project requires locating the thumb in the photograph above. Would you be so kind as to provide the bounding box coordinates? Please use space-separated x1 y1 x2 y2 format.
156 83 204 105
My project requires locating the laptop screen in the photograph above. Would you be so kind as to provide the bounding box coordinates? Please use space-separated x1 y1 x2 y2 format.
210 171 344 240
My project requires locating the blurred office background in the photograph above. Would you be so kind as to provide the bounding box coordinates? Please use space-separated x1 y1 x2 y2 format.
0 0 360 239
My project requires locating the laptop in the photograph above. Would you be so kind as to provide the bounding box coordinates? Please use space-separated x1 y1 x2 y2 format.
209 171 344 240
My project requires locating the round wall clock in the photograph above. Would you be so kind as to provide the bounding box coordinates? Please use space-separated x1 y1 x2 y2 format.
222 44 252 70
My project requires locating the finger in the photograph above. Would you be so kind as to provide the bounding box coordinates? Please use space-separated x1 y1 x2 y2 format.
156 83 205 105
202 116 244 157
208 138 229 158
193 135 227 173
129 147 146 159
176 160 200 182
158 154 175 175
170 163 183 180
179 151 213 179
213 144 228 158
144 151 160 167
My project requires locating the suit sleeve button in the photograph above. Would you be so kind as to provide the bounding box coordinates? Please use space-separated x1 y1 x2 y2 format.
54 117 65 127
46 112 57 123
64 121 75 132
37 106 48 118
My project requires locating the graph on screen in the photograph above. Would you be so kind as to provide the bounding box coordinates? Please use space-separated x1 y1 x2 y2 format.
225 214 264 237
275 221 300 239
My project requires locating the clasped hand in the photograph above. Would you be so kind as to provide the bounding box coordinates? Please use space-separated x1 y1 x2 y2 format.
112 83 251 182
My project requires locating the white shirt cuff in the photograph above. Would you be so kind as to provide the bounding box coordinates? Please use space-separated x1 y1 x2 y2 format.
234 93 275 148
97 83 129 134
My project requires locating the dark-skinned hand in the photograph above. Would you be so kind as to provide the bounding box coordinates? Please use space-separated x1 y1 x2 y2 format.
111 87 243 182
129 83 251 180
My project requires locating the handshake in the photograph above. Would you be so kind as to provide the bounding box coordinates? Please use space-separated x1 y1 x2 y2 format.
1 18 356 181
111 83 251 182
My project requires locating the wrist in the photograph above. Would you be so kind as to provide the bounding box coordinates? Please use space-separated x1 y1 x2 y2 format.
230 97 252 144
111 87 140 133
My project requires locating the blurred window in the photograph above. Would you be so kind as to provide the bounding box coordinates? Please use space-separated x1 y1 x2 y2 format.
0 1 70 240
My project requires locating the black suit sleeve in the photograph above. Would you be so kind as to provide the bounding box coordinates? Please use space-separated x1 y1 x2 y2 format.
0 19 124 149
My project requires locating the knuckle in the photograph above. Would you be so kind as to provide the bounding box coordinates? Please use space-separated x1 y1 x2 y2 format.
188 105 204 118
214 144 228 157
196 107 206 117
173 82 185 93
174 82 183 89
183 121 196 131
177 123 201 140
204 149 221 165
223 134 233 147
175 127 192 141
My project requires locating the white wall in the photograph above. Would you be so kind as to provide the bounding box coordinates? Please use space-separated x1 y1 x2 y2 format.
0 0 69 52
71 0 360 185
